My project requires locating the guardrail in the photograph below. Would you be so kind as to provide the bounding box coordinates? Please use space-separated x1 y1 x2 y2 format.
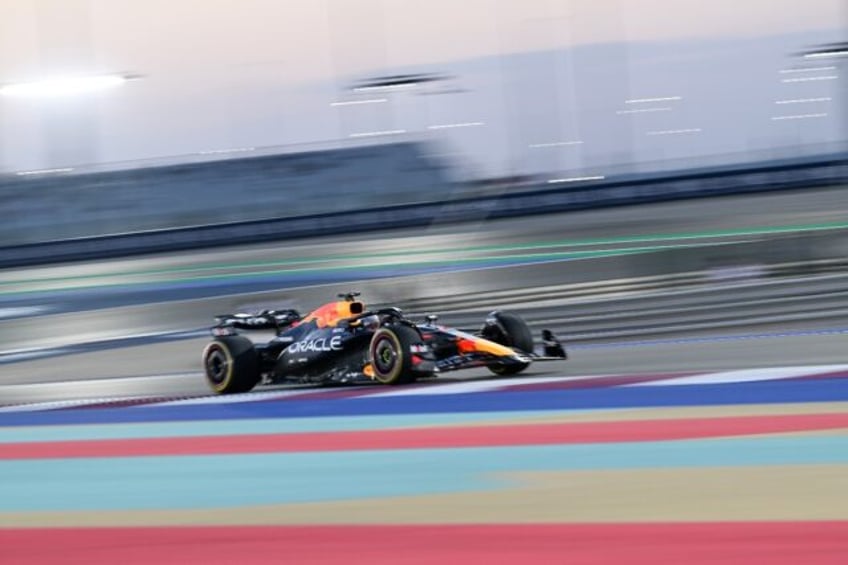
2 155 846 269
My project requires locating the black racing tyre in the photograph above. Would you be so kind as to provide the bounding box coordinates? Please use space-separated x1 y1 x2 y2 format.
488 360 530 376
488 311 534 354
202 336 260 394
369 325 420 385
486 311 533 376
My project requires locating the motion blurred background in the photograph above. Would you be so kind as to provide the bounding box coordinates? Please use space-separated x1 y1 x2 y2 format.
0 0 845 246
2 3 848 562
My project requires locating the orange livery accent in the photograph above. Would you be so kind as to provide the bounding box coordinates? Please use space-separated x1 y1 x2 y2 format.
454 331 517 357
301 301 365 328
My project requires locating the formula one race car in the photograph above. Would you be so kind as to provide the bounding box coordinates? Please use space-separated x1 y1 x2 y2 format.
201 292 566 394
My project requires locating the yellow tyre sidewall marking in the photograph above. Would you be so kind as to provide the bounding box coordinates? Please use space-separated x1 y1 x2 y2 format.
202 341 234 393
372 330 403 384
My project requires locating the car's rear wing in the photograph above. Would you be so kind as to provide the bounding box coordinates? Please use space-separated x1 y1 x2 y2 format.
212 309 301 332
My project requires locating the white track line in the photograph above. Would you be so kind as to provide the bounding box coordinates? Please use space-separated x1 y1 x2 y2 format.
627 365 848 386
367 374 614 398
151 388 339 407
0 306 49 319
0 396 143 413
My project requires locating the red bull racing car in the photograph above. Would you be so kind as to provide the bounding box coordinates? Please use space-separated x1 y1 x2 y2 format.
202 292 566 394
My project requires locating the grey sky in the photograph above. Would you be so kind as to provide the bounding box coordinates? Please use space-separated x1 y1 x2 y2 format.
0 0 845 175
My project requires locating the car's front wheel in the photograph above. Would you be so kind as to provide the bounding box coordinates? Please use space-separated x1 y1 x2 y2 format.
483 311 533 376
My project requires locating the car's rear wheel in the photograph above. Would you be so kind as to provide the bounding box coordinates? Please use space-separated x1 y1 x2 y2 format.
369 325 421 385
202 336 260 394
484 311 533 376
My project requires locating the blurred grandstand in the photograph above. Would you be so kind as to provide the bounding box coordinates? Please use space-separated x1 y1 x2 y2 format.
0 141 454 245
0 136 844 256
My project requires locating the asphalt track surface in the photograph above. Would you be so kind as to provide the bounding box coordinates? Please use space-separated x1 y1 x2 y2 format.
2 187 848 563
